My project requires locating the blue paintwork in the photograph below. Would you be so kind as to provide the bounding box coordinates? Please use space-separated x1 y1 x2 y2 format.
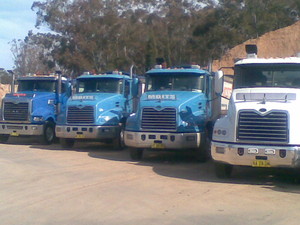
146 68 208 74
57 73 139 127
126 67 212 133
77 74 130 79
1 77 71 125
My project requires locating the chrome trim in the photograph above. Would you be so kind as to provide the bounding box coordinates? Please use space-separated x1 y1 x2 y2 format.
211 141 300 168
237 109 289 144
0 123 44 136
56 125 119 139
124 131 201 149
67 105 95 124
141 107 177 131
2 99 32 122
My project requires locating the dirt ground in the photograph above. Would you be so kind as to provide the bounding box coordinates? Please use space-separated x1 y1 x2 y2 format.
212 21 300 73
0 137 300 225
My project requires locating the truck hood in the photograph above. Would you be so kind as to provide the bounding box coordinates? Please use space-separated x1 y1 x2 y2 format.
140 91 207 110
217 87 300 144
5 92 56 101
66 93 124 126
68 93 122 107
126 91 208 132
3 92 57 122
231 88 299 112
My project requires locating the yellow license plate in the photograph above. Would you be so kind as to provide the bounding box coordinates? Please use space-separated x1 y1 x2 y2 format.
11 132 19 136
75 134 85 139
252 160 271 167
151 143 165 149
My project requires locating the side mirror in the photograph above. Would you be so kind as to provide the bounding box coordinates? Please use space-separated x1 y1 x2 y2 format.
214 70 224 94
131 78 139 97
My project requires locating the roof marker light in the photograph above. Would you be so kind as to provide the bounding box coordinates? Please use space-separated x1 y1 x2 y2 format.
191 65 200 69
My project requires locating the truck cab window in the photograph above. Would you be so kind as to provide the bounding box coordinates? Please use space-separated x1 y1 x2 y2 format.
146 73 204 92
18 80 56 92
77 78 122 93
234 64 300 89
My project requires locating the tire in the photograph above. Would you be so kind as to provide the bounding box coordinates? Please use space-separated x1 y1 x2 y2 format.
195 132 211 163
112 126 125 150
214 162 233 178
130 148 143 161
40 121 55 145
60 138 75 148
0 134 9 143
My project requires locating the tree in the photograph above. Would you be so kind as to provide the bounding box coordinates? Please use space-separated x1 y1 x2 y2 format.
11 0 300 75
11 31 55 75
0 69 12 84
191 0 299 62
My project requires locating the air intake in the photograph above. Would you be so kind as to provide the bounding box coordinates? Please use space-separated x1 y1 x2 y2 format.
237 110 288 143
142 107 176 131
67 106 94 124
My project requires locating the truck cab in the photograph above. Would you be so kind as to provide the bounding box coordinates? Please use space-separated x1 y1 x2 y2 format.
56 72 139 149
212 45 300 178
124 65 223 160
0 73 71 144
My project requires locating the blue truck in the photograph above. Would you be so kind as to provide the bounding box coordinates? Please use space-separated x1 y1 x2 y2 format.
124 64 224 160
0 73 71 144
55 71 139 149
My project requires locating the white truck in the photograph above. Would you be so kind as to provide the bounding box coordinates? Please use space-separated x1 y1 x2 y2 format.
211 44 300 178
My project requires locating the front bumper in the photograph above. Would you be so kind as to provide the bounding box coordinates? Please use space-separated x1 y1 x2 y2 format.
56 125 120 140
124 131 201 149
211 141 300 168
0 123 44 136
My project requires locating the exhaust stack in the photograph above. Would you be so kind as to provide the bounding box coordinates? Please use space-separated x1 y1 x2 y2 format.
245 44 258 59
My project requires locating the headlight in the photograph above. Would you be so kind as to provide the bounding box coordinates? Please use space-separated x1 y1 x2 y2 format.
99 116 110 122
33 116 44 122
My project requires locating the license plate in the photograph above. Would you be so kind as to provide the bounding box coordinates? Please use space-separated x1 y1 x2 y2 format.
151 143 165 149
252 160 271 167
75 134 85 139
11 132 19 136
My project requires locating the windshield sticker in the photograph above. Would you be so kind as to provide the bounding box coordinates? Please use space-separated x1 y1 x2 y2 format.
147 94 176 100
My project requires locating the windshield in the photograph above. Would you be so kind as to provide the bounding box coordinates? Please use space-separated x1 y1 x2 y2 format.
234 64 300 89
18 80 56 92
77 78 122 93
146 73 204 92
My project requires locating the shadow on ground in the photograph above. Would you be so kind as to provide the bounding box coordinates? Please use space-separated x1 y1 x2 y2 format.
7 136 300 194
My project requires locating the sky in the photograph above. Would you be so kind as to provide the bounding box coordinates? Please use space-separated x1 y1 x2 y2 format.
0 0 42 70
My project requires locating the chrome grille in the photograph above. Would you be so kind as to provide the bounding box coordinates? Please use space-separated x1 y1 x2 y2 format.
237 111 288 143
3 102 29 121
67 106 94 124
142 107 176 130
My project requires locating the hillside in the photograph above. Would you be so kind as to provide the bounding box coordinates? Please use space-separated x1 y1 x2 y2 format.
212 21 300 73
